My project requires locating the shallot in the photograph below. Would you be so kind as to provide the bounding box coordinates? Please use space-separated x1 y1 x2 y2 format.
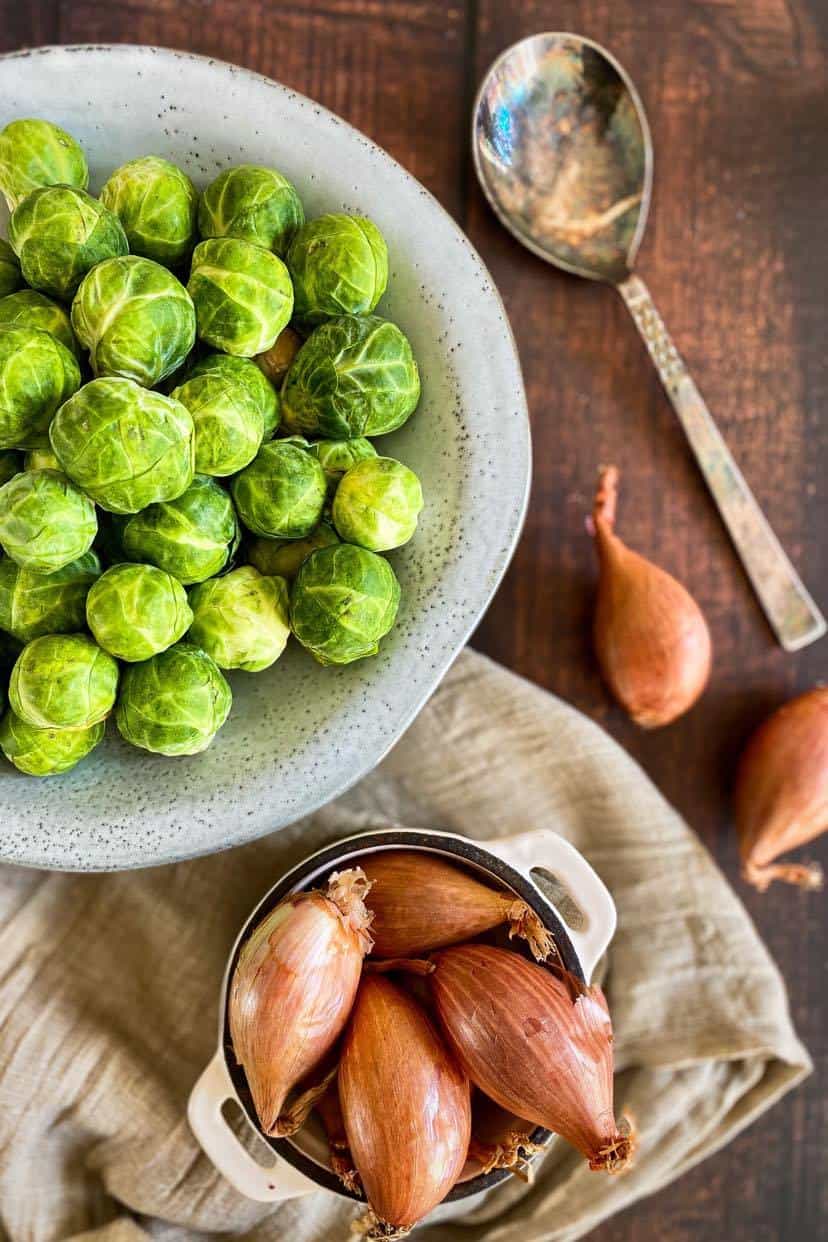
228 868 373 1136
427 944 633 1172
590 465 711 727
361 849 556 960
339 973 471 1234
735 686 828 891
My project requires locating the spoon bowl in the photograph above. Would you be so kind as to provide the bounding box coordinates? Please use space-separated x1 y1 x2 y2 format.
473 32 825 653
473 32 652 283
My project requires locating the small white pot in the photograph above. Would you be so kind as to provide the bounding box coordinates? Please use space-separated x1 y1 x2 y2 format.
188 827 616 1204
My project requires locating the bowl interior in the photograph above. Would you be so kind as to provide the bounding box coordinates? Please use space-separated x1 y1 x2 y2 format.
221 829 581 1203
0 46 530 872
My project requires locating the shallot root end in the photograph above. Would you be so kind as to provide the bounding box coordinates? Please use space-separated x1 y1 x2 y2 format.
351 1210 413 1240
589 1115 637 1174
327 868 375 952
743 859 823 892
469 1132 545 1183
505 901 558 962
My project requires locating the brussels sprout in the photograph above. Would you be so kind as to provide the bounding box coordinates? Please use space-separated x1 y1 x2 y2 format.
9 633 118 729
309 437 377 494
287 214 388 325
99 156 199 265
9 186 128 301
24 447 60 471
290 543 400 666
116 642 231 756
246 522 339 581
198 164 304 256
0 289 79 356
71 256 196 387
188 565 290 671
0 710 105 776
0 119 88 210
86 562 192 661
0 239 21 297
0 451 21 486
231 440 326 540
121 474 239 584
332 456 423 552
171 357 268 477
281 315 419 439
186 351 280 439
0 327 81 450
0 550 100 642
0 470 97 572
255 326 302 389
188 237 294 357
50 378 195 514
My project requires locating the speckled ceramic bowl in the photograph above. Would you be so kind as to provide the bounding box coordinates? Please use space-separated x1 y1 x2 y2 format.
0 45 530 872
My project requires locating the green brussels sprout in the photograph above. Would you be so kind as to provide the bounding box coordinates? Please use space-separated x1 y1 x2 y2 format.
0 469 97 572
121 474 239 584
71 256 196 387
188 565 290 671
246 521 339 581
116 642 231 756
0 710 105 776
0 289 79 356
332 456 423 551
0 119 88 210
9 633 118 729
231 440 326 539
9 186 128 301
24 447 60 471
281 315 420 439
99 156 199 265
188 237 294 357
0 239 22 297
0 450 21 486
0 550 100 642
50 378 195 514
290 543 400 666
186 351 280 439
287 214 388 325
171 357 268 477
309 437 377 494
0 327 81 450
86 562 192 661
198 164 304 256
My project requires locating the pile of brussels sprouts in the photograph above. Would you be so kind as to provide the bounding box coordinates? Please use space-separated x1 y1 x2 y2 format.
0 118 424 776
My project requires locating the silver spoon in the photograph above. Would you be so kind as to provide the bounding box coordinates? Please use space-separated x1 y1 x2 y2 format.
473 31 825 652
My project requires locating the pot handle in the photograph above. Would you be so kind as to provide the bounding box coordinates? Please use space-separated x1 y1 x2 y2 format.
485 829 617 983
188 1051 318 1202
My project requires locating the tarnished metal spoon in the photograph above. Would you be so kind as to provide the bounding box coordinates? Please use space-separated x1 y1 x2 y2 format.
473 31 825 652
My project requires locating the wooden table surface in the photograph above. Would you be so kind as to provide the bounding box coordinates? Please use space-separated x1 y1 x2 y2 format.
4 2 825 1239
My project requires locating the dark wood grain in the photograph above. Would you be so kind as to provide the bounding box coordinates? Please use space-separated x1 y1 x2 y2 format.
1 2 825 1238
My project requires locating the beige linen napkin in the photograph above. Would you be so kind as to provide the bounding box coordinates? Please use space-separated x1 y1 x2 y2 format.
0 650 810 1242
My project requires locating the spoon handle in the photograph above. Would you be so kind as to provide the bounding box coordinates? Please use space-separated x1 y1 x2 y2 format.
617 273 825 652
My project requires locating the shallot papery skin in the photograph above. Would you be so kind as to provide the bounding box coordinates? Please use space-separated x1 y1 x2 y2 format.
229 869 373 1136
591 465 711 728
339 973 471 1230
428 944 633 1172
361 849 555 960
735 686 828 891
